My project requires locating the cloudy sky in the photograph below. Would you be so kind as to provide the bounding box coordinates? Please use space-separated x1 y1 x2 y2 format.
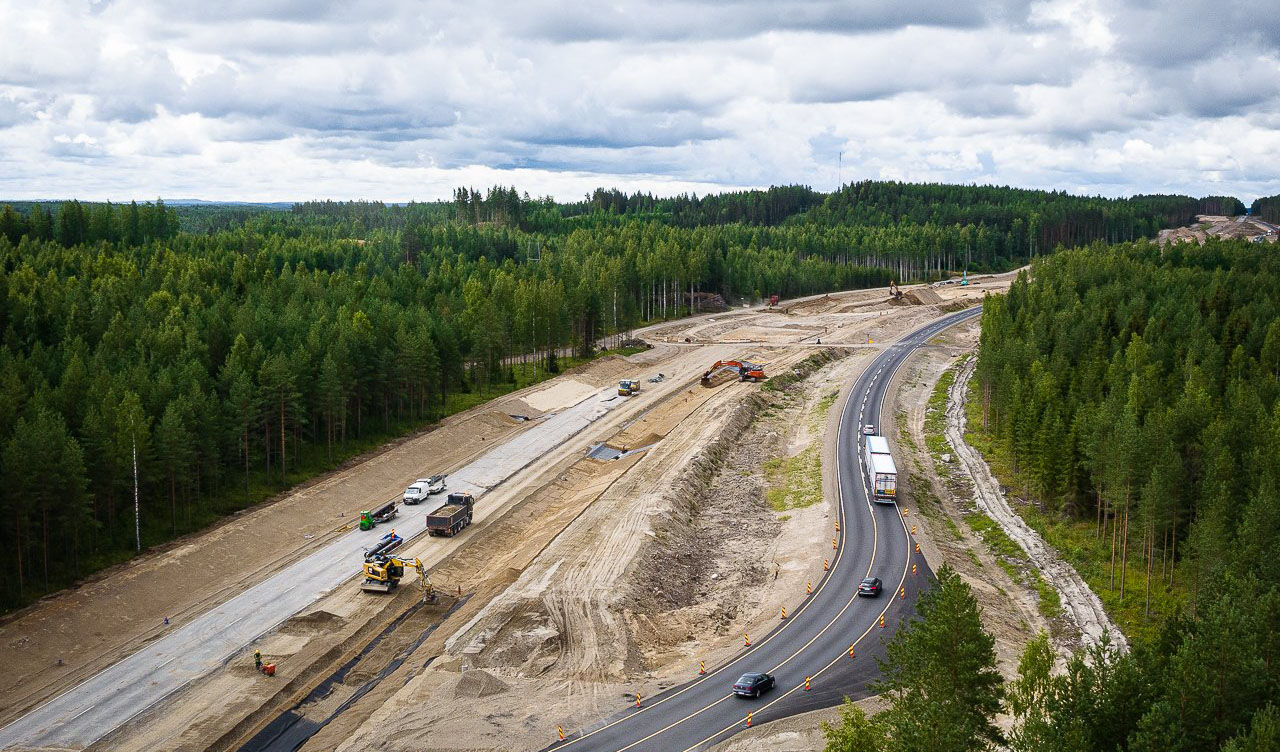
1 0 1277 203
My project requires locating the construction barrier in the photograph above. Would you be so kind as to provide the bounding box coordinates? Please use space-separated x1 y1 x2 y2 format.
824 558 829 571
746 711 753 728
835 520 840 532
804 676 811 691
699 660 706 675
911 524 916 535
558 725 565 741
915 541 921 554
635 692 642 708
849 643 855 658
900 587 906 599
832 538 838 550
807 581 812 595
880 614 885 628
781 606 787 620
912 563 917 575
744 632 751 647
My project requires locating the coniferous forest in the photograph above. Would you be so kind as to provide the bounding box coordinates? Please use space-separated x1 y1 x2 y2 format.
0 182 1240 610
966 238 1280 751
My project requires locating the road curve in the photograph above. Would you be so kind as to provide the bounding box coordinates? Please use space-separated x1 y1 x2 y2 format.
549 304 983 752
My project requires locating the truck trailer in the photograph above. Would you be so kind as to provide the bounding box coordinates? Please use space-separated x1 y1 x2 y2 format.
426 492 475 537
863 435 898 503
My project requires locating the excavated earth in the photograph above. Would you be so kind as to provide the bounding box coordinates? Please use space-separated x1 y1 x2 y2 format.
0 275 1025 752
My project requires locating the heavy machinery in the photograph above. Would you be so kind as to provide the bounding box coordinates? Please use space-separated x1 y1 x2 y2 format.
361 554 428 593
426 492 475 536
359 500 399 530
889 280 904 301
700 360 766 386
618 379 639 396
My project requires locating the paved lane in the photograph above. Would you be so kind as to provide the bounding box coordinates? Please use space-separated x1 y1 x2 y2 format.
551 306 982 752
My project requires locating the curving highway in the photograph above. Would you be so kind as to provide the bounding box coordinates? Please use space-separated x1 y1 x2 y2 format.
549 305 983 752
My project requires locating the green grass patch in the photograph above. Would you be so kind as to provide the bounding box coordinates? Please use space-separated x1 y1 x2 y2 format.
963 511 1024 560
809 389 839 431
764 445 824 511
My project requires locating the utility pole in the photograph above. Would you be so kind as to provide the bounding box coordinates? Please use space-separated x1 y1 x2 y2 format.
838 151 843 190
133 436 141 553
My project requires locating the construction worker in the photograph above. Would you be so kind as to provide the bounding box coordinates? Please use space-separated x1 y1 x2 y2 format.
254 650 262 671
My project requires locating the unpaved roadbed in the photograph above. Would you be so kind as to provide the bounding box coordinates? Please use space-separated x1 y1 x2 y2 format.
944 358 1125 652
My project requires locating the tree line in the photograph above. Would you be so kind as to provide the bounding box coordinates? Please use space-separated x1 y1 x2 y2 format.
924 236 1280 750
1250 193 1280 224
976 238 1280 617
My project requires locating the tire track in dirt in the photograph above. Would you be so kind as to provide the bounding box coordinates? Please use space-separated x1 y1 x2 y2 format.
944 358 1126 652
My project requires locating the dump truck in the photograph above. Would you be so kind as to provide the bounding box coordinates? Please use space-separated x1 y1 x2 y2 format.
403 475 446 505
618 379 639 396
359 500 399 530
427 492 475 537
361 554 427 593
863 435 898 503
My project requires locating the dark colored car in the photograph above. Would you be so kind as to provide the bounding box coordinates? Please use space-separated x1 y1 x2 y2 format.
732 672 775 698
858 577 883 597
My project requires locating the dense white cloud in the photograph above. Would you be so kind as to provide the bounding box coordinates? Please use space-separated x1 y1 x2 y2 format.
0 0 1276 201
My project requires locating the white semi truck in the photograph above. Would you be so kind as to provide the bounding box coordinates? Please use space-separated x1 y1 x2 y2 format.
863 435 898 503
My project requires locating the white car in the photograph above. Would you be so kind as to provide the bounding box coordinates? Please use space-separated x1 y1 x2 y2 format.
862 425 876 436
403 475 447 505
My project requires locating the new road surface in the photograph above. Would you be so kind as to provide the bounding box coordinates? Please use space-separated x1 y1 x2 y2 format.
0 386 632 750
549 305 983 752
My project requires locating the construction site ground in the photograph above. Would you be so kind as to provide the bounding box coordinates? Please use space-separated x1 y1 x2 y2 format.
1157 213 1278 245
0 272 1018 752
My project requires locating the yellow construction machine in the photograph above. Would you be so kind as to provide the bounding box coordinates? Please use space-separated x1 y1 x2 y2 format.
361 554 429 594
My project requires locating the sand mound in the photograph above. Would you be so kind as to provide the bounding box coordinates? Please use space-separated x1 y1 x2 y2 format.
281 610 343 631
453 668 510 698
904 287 944 305
476 411 521 428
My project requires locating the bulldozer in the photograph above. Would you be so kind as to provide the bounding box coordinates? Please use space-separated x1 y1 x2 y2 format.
361 554 428 594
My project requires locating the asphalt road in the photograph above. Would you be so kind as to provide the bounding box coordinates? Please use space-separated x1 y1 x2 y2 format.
0 386 629 751
549 305 983 752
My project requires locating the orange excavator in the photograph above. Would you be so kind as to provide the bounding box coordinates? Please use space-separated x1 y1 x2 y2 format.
701 360 766 385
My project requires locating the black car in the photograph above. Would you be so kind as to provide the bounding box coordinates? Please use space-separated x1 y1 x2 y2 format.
732 672 775 698
858 577 883 597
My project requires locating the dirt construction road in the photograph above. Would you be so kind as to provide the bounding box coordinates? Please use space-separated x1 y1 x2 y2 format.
0 274 1014 752
0 384 645 750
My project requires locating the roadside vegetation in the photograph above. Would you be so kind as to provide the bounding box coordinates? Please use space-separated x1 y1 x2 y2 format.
952 237 1280 750
921 358 1062 622
0 184 1224 611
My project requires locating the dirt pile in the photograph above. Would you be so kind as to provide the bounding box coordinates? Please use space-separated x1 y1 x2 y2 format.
453 669 509 698
904 287 944 305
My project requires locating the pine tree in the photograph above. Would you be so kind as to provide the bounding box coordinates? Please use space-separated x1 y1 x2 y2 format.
875 565 1004 752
